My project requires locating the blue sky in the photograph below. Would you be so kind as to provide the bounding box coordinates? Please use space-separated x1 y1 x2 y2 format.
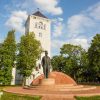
0 0 100 56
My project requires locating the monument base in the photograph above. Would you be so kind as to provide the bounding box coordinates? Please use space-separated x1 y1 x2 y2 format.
41 78 55 85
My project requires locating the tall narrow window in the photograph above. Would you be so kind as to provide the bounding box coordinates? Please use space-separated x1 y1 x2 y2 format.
39 33 42 37
44 24 46 30
35 22 37 28
39 22 43 29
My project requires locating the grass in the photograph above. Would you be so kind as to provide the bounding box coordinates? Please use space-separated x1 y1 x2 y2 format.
0 86 5 91
0 85 21 91
75 96 100 100
0 92 41 100
0 86 41 100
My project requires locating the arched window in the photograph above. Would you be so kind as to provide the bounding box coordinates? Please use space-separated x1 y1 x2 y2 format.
39 22 43 29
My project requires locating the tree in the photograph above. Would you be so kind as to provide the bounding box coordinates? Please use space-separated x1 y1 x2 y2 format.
17 32 42 86
0 43 3 84
88 34 100 82
0 30 16 85
0 43 2 67
60 44 88 82
51 55 66 72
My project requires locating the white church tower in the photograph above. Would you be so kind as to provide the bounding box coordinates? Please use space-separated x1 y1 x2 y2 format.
25 11 51 57
11 11 51 85
25 11 51 85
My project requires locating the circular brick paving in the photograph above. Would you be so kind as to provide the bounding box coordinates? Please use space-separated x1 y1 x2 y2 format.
3 72 100 100
4 85 100 100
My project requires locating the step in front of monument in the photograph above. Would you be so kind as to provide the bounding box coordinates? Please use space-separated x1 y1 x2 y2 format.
31 84 75 89
59 86 96 91
54 85 83 88
30 84 96 92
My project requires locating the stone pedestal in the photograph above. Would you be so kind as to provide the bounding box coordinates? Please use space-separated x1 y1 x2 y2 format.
41 78 55 85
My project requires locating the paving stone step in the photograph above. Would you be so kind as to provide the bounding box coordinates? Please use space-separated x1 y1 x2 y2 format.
29 85 96 92
59 86 96 91
31 85 84 89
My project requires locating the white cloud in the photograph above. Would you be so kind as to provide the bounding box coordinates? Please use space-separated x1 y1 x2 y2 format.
34 0 63 15
4 0 63 15
52 39 64 49
0 38 4 43
68 38 89 50
88 2 100 20
52 17 64 37
51 1 100 55
5 10 28 34
58 17 64 21
52 37 89 52
67 14 95 38
53 22 63 37
66 2 100 38
51 1 100 52
51 38 89 56
51 39 65 56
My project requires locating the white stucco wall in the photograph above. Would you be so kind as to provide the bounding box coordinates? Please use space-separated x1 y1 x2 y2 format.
25 14 51 86
25 15 51 57
11 67 16 85
11 13 51 85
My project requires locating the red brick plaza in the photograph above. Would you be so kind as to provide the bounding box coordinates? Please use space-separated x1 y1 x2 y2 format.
4 72 100 100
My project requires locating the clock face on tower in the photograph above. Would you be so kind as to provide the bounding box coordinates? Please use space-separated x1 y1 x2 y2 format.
35 21 46 30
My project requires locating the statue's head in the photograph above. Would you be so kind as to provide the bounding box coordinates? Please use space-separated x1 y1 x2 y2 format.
45 51 48 56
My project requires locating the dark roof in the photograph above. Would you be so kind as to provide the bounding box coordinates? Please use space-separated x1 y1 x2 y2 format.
33 11 48 19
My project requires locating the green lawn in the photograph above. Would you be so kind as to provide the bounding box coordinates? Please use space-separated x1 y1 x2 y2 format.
0 86 5 91
75 96 100 100
0 92 41 100
0 86 41 100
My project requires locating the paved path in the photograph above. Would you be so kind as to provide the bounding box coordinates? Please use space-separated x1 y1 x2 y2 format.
4 86 100 100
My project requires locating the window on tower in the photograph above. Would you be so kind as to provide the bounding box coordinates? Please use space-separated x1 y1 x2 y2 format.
35 22 37 28
39 32 42 37
39 22 43 29
38 25 41 29
34 22 46 30
44 24 46 30
33 16 36 19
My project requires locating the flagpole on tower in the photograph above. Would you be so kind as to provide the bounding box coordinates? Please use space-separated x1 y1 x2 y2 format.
37 8 39 11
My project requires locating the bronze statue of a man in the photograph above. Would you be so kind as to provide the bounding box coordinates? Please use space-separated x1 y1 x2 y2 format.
41 51 51 78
